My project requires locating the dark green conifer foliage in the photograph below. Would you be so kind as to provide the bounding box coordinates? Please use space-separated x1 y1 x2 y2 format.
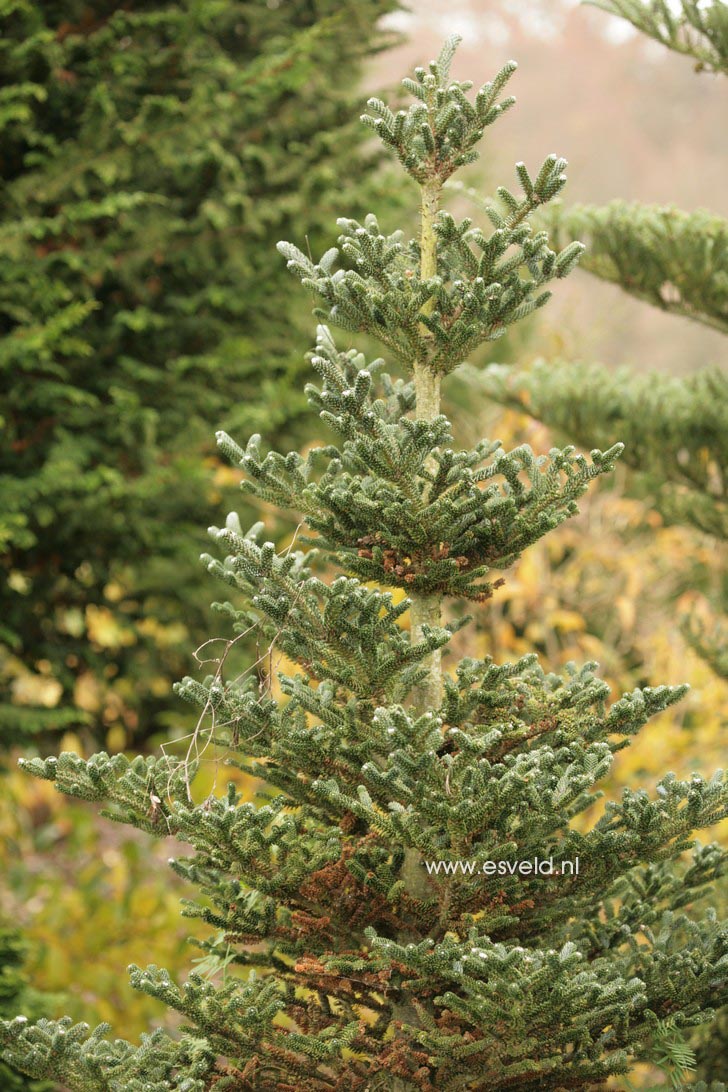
2 39 728 1092
0 0 397 749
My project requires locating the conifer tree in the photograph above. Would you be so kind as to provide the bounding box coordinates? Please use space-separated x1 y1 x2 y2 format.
3 39 728 1092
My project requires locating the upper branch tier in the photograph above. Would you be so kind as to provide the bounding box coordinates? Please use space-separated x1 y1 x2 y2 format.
278 39 584 374
217 328 623 602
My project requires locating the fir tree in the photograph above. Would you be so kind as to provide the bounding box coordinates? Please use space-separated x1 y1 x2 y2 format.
2 38 728 1092
0 0 397 750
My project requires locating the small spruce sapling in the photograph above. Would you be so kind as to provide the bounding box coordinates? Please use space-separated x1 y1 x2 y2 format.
2 38 727 1092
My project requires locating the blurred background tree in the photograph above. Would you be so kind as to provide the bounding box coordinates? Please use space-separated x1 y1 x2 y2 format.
0 921 54 1091
479 0 728 686
588 0 728 74
0 0 400 753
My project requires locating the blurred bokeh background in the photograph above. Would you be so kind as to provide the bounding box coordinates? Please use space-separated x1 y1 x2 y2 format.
1 1 725 1087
